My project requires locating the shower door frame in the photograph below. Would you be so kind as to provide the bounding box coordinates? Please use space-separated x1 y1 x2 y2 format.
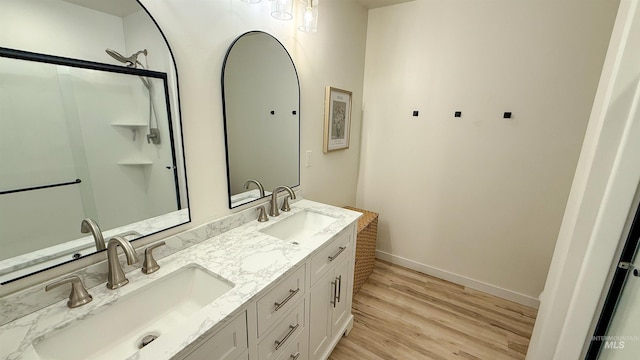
0 46 183 209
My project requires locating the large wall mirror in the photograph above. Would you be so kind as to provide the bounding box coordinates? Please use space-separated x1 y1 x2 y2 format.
222 31 300 208
0 0 189 284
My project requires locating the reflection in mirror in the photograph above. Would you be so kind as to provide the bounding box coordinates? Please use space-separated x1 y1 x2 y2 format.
0 0 189 284
222 31 300 208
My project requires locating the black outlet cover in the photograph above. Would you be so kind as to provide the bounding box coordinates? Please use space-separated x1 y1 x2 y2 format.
454 111 462 118
413 111 419 117
504 112 512 119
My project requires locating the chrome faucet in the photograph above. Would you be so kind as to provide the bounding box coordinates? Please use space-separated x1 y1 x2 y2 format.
106 236 139 290
244 179 265 198
80 218 106 251
269 186 296 217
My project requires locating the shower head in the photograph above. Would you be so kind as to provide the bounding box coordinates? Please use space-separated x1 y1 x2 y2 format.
105 48 147 68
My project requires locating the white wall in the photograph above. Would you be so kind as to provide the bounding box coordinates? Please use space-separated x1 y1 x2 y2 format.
0 0 125 63
357 0 619 304
136 0 368 226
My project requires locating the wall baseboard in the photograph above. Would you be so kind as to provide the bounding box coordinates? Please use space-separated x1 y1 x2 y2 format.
375 250 540 309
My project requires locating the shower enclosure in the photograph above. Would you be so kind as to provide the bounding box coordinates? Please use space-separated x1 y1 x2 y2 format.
0 51 182 267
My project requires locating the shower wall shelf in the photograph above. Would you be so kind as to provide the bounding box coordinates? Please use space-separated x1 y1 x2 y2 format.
117 157 153 166
110 122 148 128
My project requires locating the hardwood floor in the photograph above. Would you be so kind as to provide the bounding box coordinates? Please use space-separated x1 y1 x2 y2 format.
329 260 538 360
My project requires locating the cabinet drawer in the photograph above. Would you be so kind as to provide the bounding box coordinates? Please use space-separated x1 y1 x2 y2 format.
310 229 352 285
258 299 305 360
181 312 248 360
275 328 308 360
257 265 306 337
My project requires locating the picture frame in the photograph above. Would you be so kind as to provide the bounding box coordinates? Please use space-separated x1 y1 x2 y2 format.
323 86 352 153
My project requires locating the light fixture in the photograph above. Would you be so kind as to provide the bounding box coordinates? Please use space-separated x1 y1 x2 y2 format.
297 0 319 33
271 0 293 20
240 0 261 3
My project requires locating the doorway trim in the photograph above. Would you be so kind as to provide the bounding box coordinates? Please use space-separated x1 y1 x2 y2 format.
526 1 640 358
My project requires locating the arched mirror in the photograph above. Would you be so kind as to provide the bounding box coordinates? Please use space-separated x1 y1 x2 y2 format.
0 0 189 284
222 31 300 208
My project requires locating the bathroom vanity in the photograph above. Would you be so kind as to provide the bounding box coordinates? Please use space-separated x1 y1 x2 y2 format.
0 199 361 360
0 3 351 359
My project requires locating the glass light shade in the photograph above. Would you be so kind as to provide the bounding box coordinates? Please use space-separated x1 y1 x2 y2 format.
271 0 293 20
297 0 318 32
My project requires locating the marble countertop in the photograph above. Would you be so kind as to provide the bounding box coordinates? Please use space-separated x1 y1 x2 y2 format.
0 200 361 360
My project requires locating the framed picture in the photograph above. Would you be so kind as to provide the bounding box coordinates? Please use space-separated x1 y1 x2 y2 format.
323 86 352 153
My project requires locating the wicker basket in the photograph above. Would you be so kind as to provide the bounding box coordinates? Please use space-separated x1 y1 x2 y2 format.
344 206 379 296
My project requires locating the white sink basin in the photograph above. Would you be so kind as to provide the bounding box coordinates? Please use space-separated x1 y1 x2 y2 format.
33 265 234 360
261 210 337 243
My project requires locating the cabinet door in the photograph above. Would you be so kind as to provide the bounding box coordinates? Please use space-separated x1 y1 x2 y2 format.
182 312 248 360
308 269 334 360
331 258 350 333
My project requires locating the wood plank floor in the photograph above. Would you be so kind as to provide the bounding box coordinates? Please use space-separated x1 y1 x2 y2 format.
329 260 538 360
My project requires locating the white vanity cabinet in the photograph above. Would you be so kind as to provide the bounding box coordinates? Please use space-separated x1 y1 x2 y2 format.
308 229 354 360
0 201 362 360
179 311 249 360
176 220 357 360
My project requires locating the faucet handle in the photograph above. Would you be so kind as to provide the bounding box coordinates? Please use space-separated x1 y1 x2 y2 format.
142 241 166 274
257 206 269 222
280 196 291 212
45 275 93 308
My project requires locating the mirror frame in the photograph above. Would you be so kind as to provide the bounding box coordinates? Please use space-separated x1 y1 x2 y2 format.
0 0 190 285
221 31 300 209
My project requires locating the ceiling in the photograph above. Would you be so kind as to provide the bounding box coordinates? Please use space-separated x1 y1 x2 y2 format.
61 0 414 17
62 0 140 17
354 0 415 9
